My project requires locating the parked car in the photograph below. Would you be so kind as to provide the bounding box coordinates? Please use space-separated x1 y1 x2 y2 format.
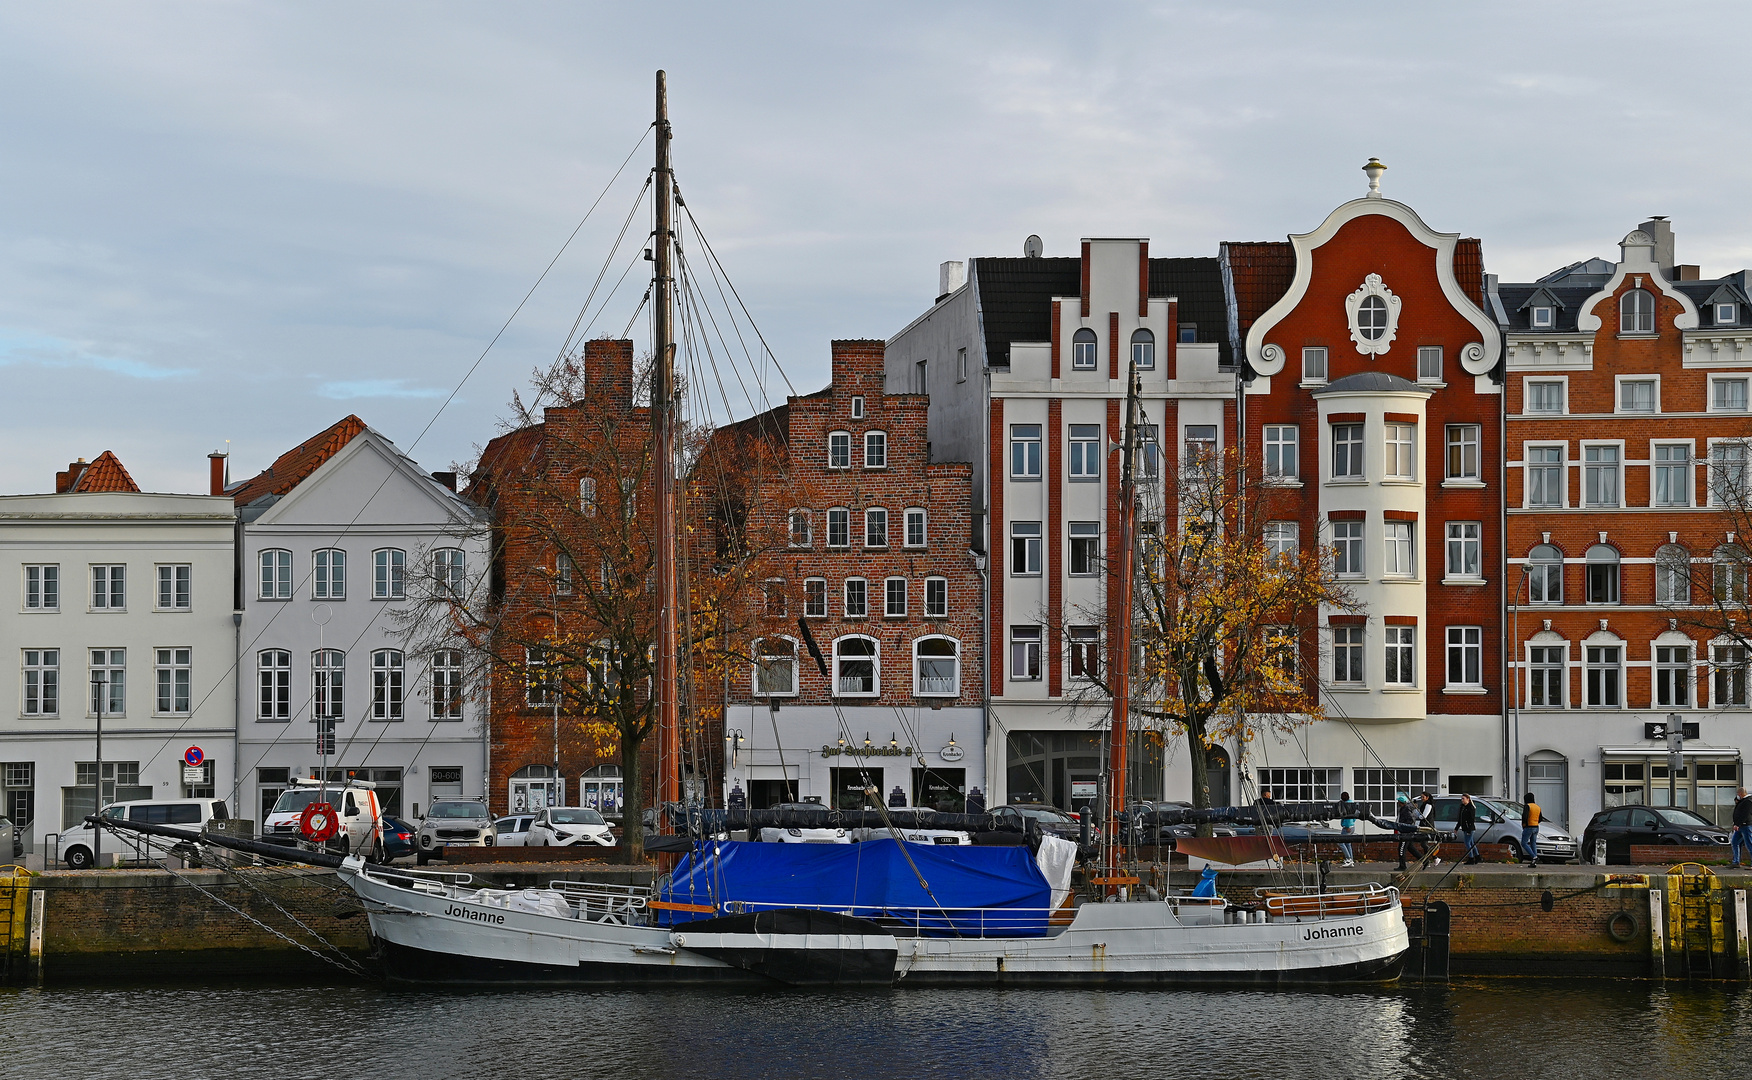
261 779 385 859
763 801 849 843
416 798 495 865
1581 805 1732 862
58 798 229 869
380 815 418 862
1427 795 1579 863
526 807 616 848
992 803 1092 847
1117 802 1242 846
0 817 20 860
493 815 536 848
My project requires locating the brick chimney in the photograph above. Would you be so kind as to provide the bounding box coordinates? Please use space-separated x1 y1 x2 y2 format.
209 452 228 496
584 339 635 411
55 458 86 494
830 340 887 393
430 471 457 492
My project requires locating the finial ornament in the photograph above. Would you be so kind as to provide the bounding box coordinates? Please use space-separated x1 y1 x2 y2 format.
1363 157 1386 197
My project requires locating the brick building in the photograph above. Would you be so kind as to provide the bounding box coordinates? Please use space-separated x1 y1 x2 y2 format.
717 340 985 811
1496 220 1752 830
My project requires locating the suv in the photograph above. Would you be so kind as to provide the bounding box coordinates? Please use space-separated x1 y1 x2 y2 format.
1427 795 1578 863
1581 804 1732 862
58 798 230 869
417 799 494 864
262 779 385 859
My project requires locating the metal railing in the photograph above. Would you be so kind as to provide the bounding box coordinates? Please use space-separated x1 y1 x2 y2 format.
1253 883 1399 920
548 880 650 923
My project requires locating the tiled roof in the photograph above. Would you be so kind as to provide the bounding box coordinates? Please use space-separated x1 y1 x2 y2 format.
467 423 546 506
1454 239 1486 309
59 450 141 493
1148 257 1232 367
231 414 368 506
1495 284 1597 333
1220 242 1295 340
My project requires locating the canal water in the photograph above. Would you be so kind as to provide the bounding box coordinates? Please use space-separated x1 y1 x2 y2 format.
1 979 1747 1079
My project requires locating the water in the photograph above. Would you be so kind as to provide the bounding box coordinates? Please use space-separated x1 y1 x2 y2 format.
1 979 1747 1079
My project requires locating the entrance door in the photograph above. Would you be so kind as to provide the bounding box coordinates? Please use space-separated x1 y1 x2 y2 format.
1205 747 1231 807
1525 752 1568 829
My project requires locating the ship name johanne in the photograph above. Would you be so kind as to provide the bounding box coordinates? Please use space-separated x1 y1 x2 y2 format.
445 904 506 925
1302 924 1364 941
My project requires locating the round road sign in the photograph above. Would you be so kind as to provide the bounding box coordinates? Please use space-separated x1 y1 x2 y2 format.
183 746 205 768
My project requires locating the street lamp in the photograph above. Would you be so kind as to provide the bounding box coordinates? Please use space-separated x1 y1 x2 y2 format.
90 670 105 868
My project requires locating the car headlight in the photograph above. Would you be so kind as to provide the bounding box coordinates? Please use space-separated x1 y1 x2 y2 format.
786 828 802 836
552 831 572 840
1685 834 1706 843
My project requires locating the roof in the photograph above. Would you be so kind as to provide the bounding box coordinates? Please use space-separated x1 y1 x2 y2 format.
1220 241 1296 340
1148 257 1232 367
58 450 140 493
1312 371 1429 395
1495 284 1597 333
230 415 368 506
1497 269 1752 334
1453 238 1486 309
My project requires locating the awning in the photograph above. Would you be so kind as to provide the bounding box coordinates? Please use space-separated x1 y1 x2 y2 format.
1599 747 1742 757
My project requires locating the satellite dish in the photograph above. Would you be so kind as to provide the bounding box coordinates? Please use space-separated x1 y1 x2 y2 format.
1023 234 1044 258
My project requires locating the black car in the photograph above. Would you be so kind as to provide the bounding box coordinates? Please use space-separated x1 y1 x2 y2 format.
1580 804 1732 862
991 803 1091 846
380 815 417 862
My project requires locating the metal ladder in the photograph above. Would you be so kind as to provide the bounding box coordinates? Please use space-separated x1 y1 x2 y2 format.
0 866 31 980
1667 863 1722 979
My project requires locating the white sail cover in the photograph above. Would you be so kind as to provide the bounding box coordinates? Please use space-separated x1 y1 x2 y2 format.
1034 835 1077 909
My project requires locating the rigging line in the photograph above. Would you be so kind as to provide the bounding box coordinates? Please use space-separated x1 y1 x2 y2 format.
551 176 652 367
678 248 766 423
567 200 656 355
675 255 742 425
678 199 796 398
620 288 652 341
678 225 768 418
820 694 945 910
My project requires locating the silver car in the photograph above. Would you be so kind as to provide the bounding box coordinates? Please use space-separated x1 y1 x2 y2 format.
1428 795 1577 863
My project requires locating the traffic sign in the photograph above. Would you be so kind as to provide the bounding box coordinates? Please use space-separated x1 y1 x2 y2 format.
183 746 204 768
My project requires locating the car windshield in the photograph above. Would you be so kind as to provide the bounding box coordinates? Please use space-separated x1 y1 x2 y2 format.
1658 808 1714 828
429 801 488 820
1015 806 1075 824
1485 799 1525 820
550 809 605 826
272 789 345 814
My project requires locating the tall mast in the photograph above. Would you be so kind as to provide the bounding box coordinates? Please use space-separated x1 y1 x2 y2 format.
1104 362 1141 876
653 70 681 818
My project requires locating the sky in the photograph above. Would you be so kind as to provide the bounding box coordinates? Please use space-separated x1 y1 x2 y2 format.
4 1 1751 495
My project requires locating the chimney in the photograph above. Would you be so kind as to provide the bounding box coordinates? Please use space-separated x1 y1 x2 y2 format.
55 458 86 494
430 471 458 492
208 452 228 496
937 261 965 302
583 339 635 412
1639 216 1675 272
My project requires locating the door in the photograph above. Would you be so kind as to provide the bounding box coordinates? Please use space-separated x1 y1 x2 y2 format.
1526 752 1568 830
1205 747 1231 807
1626 807 1661 847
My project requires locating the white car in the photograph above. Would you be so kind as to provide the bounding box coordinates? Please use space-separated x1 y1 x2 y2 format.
760 826 851 844
59 798 230 869
261 780 385 859
493 815 535 848
526 807 616 847
851 827 972 846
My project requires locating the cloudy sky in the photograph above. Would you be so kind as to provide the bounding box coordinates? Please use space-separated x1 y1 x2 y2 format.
3 2 1750 494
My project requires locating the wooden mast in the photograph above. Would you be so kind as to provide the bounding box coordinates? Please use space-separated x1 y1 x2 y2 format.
1104 361 1141 878
653 70 681 818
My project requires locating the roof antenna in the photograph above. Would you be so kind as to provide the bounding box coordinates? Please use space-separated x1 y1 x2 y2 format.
1363 157 1386 198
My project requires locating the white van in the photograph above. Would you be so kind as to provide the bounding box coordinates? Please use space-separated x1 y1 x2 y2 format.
261 779 385 859
58 798 230 869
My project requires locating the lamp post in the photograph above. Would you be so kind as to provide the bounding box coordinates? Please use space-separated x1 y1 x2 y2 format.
90 670 105 868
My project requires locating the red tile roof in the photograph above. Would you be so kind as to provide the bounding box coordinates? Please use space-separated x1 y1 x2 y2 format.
1223 242 1296 337
57 450 141 493
231 415 368 506
1455 238 1486 309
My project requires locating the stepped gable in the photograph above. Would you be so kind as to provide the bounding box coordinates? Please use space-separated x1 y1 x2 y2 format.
230 415 368 506
56 450 141 493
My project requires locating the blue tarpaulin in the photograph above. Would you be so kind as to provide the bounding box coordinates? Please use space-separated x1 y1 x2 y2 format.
661 839 1054 937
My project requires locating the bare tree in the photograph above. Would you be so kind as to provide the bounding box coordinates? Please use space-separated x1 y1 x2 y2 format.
1659 436 1752 704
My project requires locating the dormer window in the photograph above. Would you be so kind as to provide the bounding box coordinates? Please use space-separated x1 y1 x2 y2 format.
1531 306 1554 328
1718 303 1738 326
1620 288 1655 334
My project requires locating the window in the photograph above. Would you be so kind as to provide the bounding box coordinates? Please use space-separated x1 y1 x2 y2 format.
1418 346 1443 382
524 647 556 708
1264 426 1298 479
1620 288 1655 333
1068 425 1101 481
1715 378 1750 412
1714 645 1749 707
1586 645 1622 707
154 648 191 715
1011 522 1042 576
957 347 968 382
1264 626 1298 681
432 548 466 596
1712 441 1749 505
1528 544 1563 604
1384 521 1415 577
579 476 597 516
1259 768 1344 803
884 577 907 618
1384 423 1416 480
1654 445 1691 507
762 579 788 618
1656 645 1692 707
1528 381 1565 414
789 510 812 548
306 548 343 601
258 650 290 720
1656 544 1691 605
1068 626 1100 680
313 649 345 719
1531 306 1554 328
1183 426 1217 470
1445 425 1479 481
259 550 292 601
904 509 926 548
1071 327 1098 370
1069 522 1100 576
1179 323 1198 344
1527 446 1564 507
1332 626 1364 683
1446 627 1481 687
1332 423 1364 479
1352 768 1439 818
915 637 959 696
1265 521 1298 561
1010 626 1042 681
1302 347 1328 382
804 578 827 618
1384 626 1416 685
3 762 34 830
22 650 57 716
1011 424 1042 479
844 578 868 618
864 431 887 469
1332 521 1364 576
91 564 125 610
864 508 889 548
1445 522 1481 580
1131 328 1154 370
1140 425 1161 481
1619 379 1657 413
834 637 878 696
90 649 125 715
827 508 850 548
1529 646 1564 707
1715 545 1748 604
1356 294 1388 341
369 650 403 720
1584 446 1620 507
432 649 464 719
23 565 58 612
851 396 865 420
754 638 798 697
373 548 406 600
1585 545 1620 604
1719 303 1739 326
554 552 574 595
828 432 851 469
924 577 947 617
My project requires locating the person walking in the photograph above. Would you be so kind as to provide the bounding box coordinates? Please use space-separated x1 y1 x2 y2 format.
1395 793 1417 870
1458 793 1481 865
1731 787 1752 869
1339 791 1357 868
1415 792 1441 866
1521 793 1543 868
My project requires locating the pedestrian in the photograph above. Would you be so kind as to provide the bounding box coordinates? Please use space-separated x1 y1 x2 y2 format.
1395 793 1416 870
1338 790 1357 868
1521 792 1542 868
1458 793 1481 865
1731 787 1752 868
1415 792 1441 866
1259 788 1276 805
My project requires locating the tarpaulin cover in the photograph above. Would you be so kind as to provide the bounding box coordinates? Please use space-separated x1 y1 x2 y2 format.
660 838 1054 937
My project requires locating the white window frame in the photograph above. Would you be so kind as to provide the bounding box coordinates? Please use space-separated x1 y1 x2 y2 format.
259 649 291 720
1071 328 1098 370
1713 643 1749 707
1068 424 1101 482
1383 520 1416 578
884 577 907 618
579 476 597 516
1711 377 1750 413
153 647 192 716
370 649 403 721
1264 425 1299 480
903 508 927 549
312 548 346 601
1527 544 1564 604
1717 302 1738 326
432 548 467 597
1383 625 1417 686
1444 521 1482 582
1583 443 1623 508
89 648 125 717
1655 544 1691 605
788 509 812 548
1301 346 1328 383
844 577 869 618
1615 374 1660 415
1524 377 1567 416
752 636 799 698
864 508 889 548
152 564 191 612
259 550 292 601
23 649 59 717
1068 625 1102 682
1131 328 1154 370
826 507 851 548
828 431 852 469
91 564 126 611
313 648 345 720
864 431 888 469
832 635 880 697
1585 545 1621 605
957 347 968 383
1332 520 1364 578
23 564 59 612
373 548 406 600
1331 423 1364 480
1445 425 1480 482
1585 643 1623 707
1445 626 1482 688
1383 423 1416 481
803 578 828 619
1011 521 1042 576
1528 643 1565 708
1524 443 1566 508
850 395 865 420
1620 288 1656 334
1417 346 1443 383
1010 625 1042 681
1010 424 1042 480
1531 306 1554 328
1068 521 1100 577
431 648 465 720
1655 643 1692 708
914 635 960 697
1265 521 1298 561
923 576 948 618
1332 625 1364 685
1709 439 1750 506
1652 442 1693 508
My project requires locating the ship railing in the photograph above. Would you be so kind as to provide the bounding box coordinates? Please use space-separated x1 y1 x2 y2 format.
1252 883 1400 920
713 899 1066 939
361 863 476 894
547 880 651 924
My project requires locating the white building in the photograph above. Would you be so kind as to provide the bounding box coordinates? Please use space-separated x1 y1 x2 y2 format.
0 452 237 853
231 417 490 826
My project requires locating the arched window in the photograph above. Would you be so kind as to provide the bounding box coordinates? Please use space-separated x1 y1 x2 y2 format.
1130 328 1155 370
1527 544 1563 604
371 649 403 720
1714 544 1748 603
1620 288 1655 333
914 636 960 697
259 548 292 600
312 548 346 600
833 636 879 697
579 764 622 816
1358 294 1389 341
753 637 798 697
579 476 597 516
1585 544 1620 604
509 764 560 813
432 548 466 596
1656 543 1692 605
373 548 406 599
1071 327 1098 370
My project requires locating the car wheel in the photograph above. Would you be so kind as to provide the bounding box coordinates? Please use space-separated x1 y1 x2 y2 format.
1501 836 1522 859
371 840 384 864
65 845 93 870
